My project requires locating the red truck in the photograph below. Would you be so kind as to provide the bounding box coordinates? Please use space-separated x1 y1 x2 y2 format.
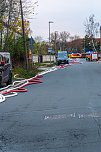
86 52 98 61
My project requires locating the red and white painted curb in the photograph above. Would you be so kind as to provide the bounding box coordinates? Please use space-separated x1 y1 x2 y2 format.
0 75 43 103
69 58 83 64
57 64 71 69
0 67 58 103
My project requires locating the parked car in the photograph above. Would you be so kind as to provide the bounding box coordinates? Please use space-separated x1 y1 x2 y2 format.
0 52 12 87
56 51 69 65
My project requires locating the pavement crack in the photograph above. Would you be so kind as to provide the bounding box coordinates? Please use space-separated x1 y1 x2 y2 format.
92 117 101 140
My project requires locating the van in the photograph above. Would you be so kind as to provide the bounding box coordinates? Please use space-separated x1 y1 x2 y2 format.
57 51 69 65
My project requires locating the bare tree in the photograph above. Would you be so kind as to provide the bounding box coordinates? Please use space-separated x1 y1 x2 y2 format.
0 0 38 69
51 31 60 54
84 14 99 51
84 14 99 38
60 31 70 51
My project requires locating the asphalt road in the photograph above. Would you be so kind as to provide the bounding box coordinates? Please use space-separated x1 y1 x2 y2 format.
0 60 101 151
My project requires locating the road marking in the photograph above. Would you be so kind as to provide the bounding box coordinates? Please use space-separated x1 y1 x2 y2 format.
44 112 101 120
0 94 6 103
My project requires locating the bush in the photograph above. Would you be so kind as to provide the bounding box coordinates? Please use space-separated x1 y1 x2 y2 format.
13 67 42 79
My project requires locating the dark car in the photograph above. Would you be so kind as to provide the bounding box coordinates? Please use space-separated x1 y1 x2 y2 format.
0 52 12 86
57 51 69 65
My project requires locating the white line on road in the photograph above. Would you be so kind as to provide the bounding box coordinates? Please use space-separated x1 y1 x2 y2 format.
44 112 100 120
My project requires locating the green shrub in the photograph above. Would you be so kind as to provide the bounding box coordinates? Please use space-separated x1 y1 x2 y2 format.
13 67 42 79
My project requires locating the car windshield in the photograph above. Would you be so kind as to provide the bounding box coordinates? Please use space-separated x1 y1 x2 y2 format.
0 53 10 64
58 53 67 58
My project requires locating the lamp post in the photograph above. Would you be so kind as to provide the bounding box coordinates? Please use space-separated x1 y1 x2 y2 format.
49 21 53 64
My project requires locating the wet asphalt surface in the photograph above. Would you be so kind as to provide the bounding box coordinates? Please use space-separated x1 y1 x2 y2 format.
0 60 101 151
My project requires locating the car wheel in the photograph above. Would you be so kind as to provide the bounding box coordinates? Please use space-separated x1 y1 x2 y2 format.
66 60 69 64
0 76 2 88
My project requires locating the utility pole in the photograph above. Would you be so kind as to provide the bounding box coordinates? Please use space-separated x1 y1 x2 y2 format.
49 21 53 64
55 31 57 53
6 0 13 52
20 0 28 70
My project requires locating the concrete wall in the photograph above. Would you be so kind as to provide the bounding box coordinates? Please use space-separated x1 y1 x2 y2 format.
33 55 56 63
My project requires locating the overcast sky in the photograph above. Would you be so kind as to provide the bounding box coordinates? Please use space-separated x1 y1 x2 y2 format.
29 0 101 41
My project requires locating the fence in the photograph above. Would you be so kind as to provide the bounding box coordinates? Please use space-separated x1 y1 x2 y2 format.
33 55 56 63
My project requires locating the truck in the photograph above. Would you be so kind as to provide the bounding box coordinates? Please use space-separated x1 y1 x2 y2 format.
0 52 12 87
69 53 81 58
56 51 69 65
86 51 98 61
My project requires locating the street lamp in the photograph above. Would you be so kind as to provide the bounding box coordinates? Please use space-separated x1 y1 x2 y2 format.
49 21 54 64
